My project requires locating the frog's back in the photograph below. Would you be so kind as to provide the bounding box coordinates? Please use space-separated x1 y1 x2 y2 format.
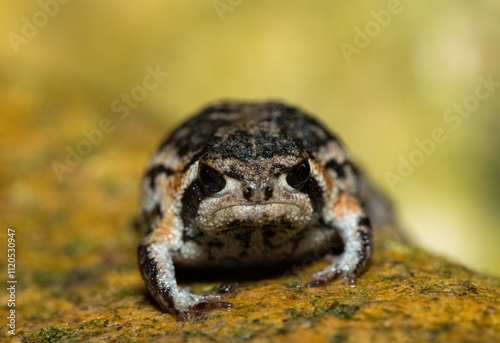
154 102 342 169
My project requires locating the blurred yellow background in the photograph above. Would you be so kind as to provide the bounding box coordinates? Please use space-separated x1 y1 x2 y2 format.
1 1 499 277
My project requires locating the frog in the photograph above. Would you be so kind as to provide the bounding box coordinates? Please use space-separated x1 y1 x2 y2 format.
137 101 389 320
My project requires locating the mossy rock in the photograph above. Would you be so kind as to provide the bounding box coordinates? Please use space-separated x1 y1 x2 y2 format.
1 94 498 342
4 236 500 343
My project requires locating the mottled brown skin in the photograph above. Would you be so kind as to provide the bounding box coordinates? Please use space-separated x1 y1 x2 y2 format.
138 102 376 320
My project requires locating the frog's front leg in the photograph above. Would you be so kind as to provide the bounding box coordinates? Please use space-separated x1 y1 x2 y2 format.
138 238 232 320
306 192 373 287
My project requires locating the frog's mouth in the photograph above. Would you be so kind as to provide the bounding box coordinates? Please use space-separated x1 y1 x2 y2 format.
200 202 312 235
211 202 303 217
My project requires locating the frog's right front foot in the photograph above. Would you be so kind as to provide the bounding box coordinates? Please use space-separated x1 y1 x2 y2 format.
138 243 233 320
153 287 233 320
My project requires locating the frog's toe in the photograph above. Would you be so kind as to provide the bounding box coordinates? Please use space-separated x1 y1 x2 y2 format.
192 300 233 311
175 301 233 321
305 265 359 288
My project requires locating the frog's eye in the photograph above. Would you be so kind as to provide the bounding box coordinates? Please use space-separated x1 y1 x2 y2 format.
199 163 226 194
286 160 311 190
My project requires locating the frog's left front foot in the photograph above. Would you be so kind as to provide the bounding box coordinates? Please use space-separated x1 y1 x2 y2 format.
305 196 373 288
305 264 359 288
173 294 233 321
138 241 233 321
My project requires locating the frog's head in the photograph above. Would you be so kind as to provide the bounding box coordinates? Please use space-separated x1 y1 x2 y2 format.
191 141 321 236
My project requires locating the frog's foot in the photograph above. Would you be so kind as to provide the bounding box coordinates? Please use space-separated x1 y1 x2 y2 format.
154 286 233 321
305 264 358 288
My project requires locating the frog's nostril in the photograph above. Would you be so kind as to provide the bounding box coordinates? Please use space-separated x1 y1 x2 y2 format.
264 186 273 200
243 187 253 200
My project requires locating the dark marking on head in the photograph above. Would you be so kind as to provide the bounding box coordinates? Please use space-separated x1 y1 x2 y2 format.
145 165 175 189
264 186 273 200
159 116 226 158
226 165 245 181
271 162 295 174
182 150 206 173
158 102 344 175
243 187 253 201
204 130 303 162
325 160 348 178
280 104 342 156
301 174 324 215
180 179 207 229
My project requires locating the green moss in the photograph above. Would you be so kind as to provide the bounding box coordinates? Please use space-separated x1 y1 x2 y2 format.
60 267 101 288
61 237 89 258
313 306 329 317
80 318 109 330
343 289 355 299
110 287 137 302
33 271 61 288
309 295 323 305
420 281 444 294
117 333 139 343
182 329 211 339
193 311 224 323
233 328 256 339
420 280 480 296
461 280 478 294
440 269 453 278
88 330 107 336
50 289 83 305
330 331 349 343
284 308 308 320
427 322 455 337
22 326 76 343
254 301 268 307
312 301 361 320
327 301 360 320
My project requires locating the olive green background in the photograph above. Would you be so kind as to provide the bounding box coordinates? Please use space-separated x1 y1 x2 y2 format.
1 0 499 298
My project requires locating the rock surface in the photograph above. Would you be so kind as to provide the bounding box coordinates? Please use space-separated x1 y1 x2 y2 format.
0 92 499 343
3 232 500 342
